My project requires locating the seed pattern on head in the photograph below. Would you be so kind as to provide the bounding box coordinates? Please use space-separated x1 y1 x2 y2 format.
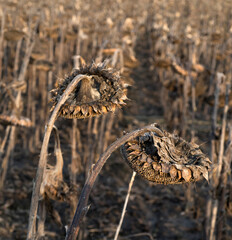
50 63 128 119
121 125 211 184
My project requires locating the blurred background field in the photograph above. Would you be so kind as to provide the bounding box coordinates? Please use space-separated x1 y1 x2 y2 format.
0 0 232 239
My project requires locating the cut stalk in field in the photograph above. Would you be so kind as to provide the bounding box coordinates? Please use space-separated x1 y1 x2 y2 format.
88 117 99 171
209 76 231 240
70 118 78 185
0 126 11 156
84 117 93 177
103 112 115 151
114 171 136 240
0 126 16 190
0 12 5 82
216 78 231 180
0 22 36 190
206 73 222 239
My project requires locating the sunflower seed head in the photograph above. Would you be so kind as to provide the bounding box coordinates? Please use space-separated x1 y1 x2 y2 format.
50 63 129 119
121 124 211 184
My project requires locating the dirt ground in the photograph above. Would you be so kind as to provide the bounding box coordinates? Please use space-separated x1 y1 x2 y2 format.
0 0 232 240
0 26 225 240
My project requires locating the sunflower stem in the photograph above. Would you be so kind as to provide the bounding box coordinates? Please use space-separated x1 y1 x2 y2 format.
65 124 161 240
27 74 89 240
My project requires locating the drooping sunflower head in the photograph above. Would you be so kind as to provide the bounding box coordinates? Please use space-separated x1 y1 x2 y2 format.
121 125 211 184
50 63 128 119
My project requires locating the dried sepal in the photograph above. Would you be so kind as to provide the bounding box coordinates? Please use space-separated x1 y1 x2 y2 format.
121 125 211 184
50 63 128 119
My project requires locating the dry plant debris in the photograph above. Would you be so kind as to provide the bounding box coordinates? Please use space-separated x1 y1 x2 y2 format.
121 125 211 184
35 60 53 71
40 127 70 202
0 114 33 127
50 63 128 119
40 165 70 202
4 29 26 41
0 0 232 239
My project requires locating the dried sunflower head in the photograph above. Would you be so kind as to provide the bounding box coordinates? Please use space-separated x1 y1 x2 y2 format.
4 29 26 41
50 63 128 119
121 125 211 184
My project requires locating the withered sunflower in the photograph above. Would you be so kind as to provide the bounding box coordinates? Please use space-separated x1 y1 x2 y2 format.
121 126 211 184
50 63 128 119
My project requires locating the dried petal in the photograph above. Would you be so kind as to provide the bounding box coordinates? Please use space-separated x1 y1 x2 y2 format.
111 104 116 112
182 168 192 182
73 106 81 115
200 167 209 181
111 97 119 104
69 105 74 112
106 103 116 112
169 166 177 179
140 153 147 162
121 93 128 100
62 108 67 115
129 150 140 156
50 104 55 112
81 105 89 117
161 163 170 173
92 104 100 113
127 139 138 145
192 168 201 180
128 144 140 151
88 106 93 115
152 162 161 171
177 170 182 180
146 157 153 164
143 162 150 168
101 106 108 113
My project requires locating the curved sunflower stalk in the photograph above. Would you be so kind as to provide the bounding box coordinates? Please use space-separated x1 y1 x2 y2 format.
65 123 211 240
27 74 90 240
27 63 128 239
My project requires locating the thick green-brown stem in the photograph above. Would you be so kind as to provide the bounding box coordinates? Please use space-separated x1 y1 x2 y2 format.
27 74 89 240
65 123 161 240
